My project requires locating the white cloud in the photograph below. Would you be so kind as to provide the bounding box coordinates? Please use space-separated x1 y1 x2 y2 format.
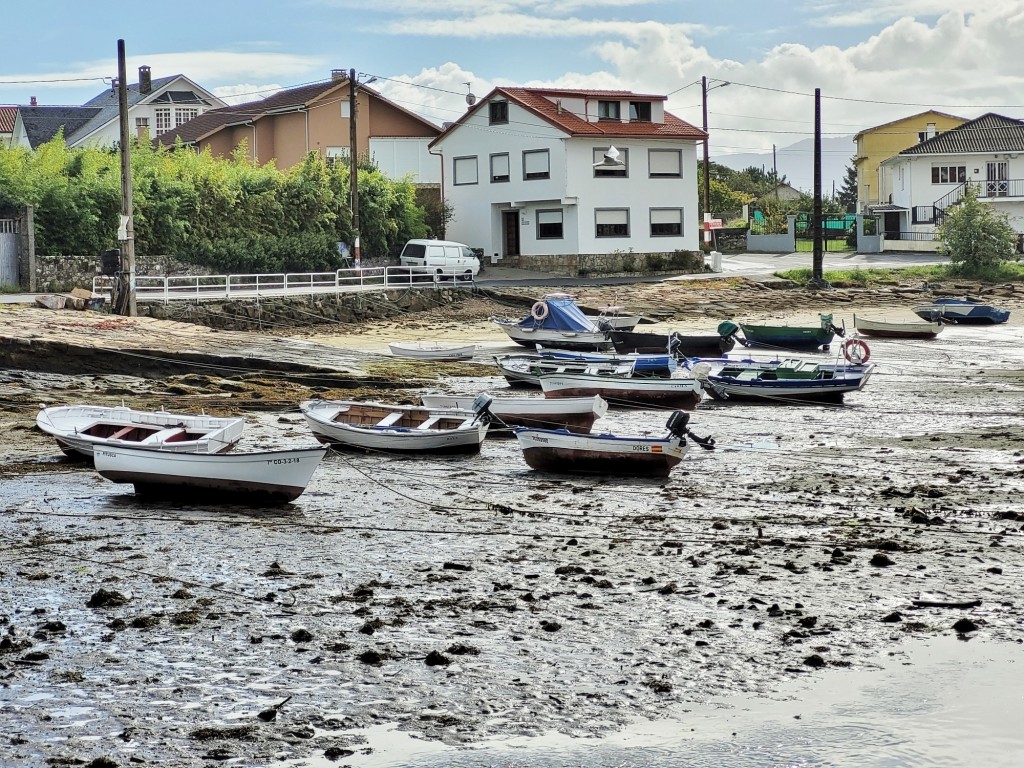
377 12 703 39
807 0 1003 28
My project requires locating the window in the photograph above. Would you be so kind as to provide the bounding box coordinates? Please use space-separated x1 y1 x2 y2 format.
325 147 349 168
594 147 628 178
649 149 681 178
489 101 508 125
135 117 150 140
490 153 510 183
537 209 564 240
454 156 479 185
175 108 198 127
629 101 652 122
598 100 620 120
596 208 629 238
154 108 171 135
931 165 966 184
650 208 683 237
523 149 550 180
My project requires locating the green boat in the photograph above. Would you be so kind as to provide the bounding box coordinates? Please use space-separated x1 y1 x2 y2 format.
737 313 844 351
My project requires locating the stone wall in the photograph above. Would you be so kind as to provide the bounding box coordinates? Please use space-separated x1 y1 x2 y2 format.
34 253 212 293
496 249 706 278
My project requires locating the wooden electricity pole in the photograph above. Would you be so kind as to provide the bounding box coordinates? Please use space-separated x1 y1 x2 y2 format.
812 87 824 285
116 39 137 316
349 68 361 267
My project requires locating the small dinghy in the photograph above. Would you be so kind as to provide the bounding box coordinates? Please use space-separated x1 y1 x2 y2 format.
388 342 478 361
537 363 703 410
737 313 844 351
36 405 245 459
420 393 608 434
93 445 327 504
301 396 492 454
515 411 715 477
492 293 613 351
853 314 943 339
912 297 1010 324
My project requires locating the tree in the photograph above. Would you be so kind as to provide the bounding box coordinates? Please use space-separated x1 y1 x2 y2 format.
936 184 1018 274
836 158 858 212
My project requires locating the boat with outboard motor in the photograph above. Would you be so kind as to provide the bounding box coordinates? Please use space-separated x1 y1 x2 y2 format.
492 293 613 351
736 313 844 351
420 393 608 434
607 321 740 357
912 298 1010 324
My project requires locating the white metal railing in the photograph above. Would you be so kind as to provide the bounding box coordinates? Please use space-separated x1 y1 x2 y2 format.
92 266 475 302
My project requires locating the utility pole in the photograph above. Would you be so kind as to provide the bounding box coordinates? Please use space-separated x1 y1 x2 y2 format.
116 39 136 316
772 144 777 180
348 68 361 268
701 76 711 251
811 87 825 286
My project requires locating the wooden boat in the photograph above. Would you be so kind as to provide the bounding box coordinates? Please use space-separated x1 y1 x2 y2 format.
853 314 943 339
494 353 672 388
420 393 608 434
587 306 642 331
609 322 740 357
693 354 875 403
388 341 478 361
36 405 245 459
537 368 703 410
515 411 715 477
737 313 843 351
93 444 327 504
492 293 613 351
912 298 1010 324
301 396 492 453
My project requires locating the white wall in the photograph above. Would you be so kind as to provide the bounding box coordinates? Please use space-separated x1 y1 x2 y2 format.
370 137 441 184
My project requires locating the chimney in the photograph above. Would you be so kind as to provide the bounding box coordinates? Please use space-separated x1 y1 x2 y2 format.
556 99 563 114
331 69 347 82
926 122 936 139
139 65 152 94
30 96 37 106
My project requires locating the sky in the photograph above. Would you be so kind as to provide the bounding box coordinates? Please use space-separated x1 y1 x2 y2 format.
4 0 1024 189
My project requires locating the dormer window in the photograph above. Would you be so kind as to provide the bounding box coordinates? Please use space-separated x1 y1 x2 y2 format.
629 101 651 122
598 100 620 120
489 101 508 125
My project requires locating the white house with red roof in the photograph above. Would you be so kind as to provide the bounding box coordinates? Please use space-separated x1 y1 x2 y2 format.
429 87 707 261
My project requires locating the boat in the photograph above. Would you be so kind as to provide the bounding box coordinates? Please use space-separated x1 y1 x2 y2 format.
420 393 608 434
587 305 642 331
388 341 478 361
608 322 740 357
492 293 613 351
515 410 715 477
36 405 245 459
737 313 844 351
692 345 875 403
301 396 492 453
93 444 327 504
494 353 673 388
853 314 943 339
537 366 704 410
912 298 1010 324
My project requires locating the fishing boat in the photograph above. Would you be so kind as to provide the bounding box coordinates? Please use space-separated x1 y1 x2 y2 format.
36 405 245 459
420 393 608 434
515 411 715 477
853 314 943 339
537 367 704 410
692 347 875 404
587 305 642 331
494 353 673 388
737 313 844 351
912 298 1010 324
388 341 478 361
93 444 327 504
301 396 492 453
608 321 740 357
492 293 613 351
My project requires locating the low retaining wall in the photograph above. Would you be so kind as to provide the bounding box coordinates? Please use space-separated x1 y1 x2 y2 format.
35 253 209 293
496 249 706 278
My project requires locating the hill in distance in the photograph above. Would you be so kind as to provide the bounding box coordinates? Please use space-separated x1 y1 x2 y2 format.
712 135 854 196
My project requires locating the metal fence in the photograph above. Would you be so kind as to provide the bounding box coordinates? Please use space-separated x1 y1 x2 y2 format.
92 266 475 303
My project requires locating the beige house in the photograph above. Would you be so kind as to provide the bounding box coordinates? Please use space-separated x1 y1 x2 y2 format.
158 71 441 180
853 110 966 212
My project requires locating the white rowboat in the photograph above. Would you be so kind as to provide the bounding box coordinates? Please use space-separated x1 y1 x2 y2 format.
388 342 478 361
853 315 943 339
420 393 608 434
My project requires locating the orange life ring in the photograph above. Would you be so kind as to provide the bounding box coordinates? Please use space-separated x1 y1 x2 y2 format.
843 338 871 364
531 301 549 321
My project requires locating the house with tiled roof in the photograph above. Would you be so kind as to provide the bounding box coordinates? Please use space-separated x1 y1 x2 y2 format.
877 113 1024 250
157 70 442 178
1 106 17 148
9 67 224 149
428 86 707 261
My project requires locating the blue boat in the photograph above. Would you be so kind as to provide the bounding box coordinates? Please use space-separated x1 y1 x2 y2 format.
493 293 612 351
912 298 1010 324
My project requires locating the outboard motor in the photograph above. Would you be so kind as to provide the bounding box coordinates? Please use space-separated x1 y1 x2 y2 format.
665 410 716 450
717 320 739 354
471 394 494 424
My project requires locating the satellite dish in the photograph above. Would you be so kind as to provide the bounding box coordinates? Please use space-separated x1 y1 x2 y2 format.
465 82 476 106
593 145 624 167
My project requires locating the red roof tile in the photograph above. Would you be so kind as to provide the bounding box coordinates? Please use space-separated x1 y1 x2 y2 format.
0 106 17 133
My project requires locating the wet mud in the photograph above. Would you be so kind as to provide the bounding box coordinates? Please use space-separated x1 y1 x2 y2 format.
2 284 1024 766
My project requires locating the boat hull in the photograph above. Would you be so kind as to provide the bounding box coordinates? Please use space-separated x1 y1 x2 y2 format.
538 373 703 410
609 330 735 357
388 343 477 361
738 325 835 351
912 301 1010 324
702 361 874 403
853 315 942 339
516 429 686 477
420 394 608 434
495 321 613 351
93 446 327 504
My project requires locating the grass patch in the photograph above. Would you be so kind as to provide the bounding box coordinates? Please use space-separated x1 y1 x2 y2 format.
776 263 1024 288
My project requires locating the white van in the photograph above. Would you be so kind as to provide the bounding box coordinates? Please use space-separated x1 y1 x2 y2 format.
398 239 480 279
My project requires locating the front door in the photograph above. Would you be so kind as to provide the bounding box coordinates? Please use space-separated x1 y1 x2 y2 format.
502 211 520 257
884 212 901 240
986 162 1008 197
0 219 19 287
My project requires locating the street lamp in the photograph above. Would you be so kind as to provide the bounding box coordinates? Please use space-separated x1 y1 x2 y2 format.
348 69 377 268
701 76 730 248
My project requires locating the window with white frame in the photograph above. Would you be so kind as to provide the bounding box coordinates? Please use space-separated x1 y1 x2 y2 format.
931 165 966 184
175 108 198 127
648 149 681 178
595 208 629 237
454 156 479 185
537 209 564 239
594 147 628 178
523 149 550 180
490 153 510 183
325 147 349 168
154 108 171 135
135 117 150 140
598 100 620 120
650 208 683 237
629 101 652 122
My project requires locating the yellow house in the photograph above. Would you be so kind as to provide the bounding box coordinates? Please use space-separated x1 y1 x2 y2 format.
853 110 966 212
